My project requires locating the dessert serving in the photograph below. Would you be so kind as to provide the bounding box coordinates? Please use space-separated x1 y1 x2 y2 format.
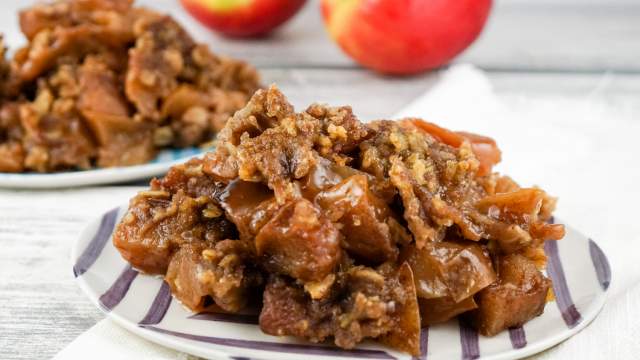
113 86 565 355
0 0 259 173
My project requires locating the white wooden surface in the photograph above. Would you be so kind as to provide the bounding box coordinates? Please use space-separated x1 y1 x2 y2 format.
1 0 639 359
162 1 640 72
2 1 640 72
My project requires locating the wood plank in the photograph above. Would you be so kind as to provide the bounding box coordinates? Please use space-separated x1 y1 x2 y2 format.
260 68 440 120
2 1 639 72
263 68 640 119
157 1 640 72
0 188 138 360
462 4 640 72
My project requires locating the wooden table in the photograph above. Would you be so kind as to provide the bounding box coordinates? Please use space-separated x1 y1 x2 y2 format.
1 1 639 359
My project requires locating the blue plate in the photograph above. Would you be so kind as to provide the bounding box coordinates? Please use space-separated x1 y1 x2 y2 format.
0 147 207 189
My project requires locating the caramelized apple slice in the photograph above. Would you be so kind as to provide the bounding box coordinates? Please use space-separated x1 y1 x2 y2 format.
401 241 496 302
380 262 421 356
402 118 501 176
419 296 477 326
255 199 341 282
476 188 565 248
467 254 551 336
315 174 398 263
299 156 360 199
218 179 277 240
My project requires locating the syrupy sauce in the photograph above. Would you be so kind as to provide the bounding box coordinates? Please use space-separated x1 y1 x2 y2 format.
218 179 275 239
298 157 360 199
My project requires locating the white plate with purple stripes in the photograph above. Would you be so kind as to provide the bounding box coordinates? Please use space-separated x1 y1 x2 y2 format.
0 147 206 189
72 206 611 360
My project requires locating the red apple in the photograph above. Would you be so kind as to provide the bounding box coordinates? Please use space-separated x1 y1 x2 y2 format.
321 0 492 74
181 0 307 37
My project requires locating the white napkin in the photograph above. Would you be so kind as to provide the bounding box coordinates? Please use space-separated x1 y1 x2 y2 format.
396 64 640 359
53 319 198 360
56 64 640 359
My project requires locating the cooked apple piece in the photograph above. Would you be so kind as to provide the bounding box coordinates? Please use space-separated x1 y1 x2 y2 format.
315 174 399 263
165 240 260 313
113 190 234 273
419 296 477 326
401 241 496 302
467 254 551 336
255 199 342 282
218 179 277 241
260 263 420 356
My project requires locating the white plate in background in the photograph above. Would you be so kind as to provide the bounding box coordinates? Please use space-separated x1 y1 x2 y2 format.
0 147 205 189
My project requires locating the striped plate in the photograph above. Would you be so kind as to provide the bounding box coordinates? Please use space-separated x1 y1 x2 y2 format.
73 206 611 360
0 147 206 189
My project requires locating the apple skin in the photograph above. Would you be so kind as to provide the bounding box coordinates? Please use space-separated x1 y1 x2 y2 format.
321 0 492 74
181 0 307 37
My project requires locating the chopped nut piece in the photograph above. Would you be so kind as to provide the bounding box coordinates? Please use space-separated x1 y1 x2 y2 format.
137 190 169 198
201 249 218 261
153 126 174 146
304 273 336 300
202 203 223 218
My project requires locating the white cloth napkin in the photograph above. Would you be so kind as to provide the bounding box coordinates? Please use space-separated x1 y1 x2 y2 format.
56 64 640 359
396 64 640 359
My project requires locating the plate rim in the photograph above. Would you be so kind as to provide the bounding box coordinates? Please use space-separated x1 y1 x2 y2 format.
72 205 611 360
0 150 206 189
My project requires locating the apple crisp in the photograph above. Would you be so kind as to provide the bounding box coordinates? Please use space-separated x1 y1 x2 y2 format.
113 86 564 355
0 0 259 173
